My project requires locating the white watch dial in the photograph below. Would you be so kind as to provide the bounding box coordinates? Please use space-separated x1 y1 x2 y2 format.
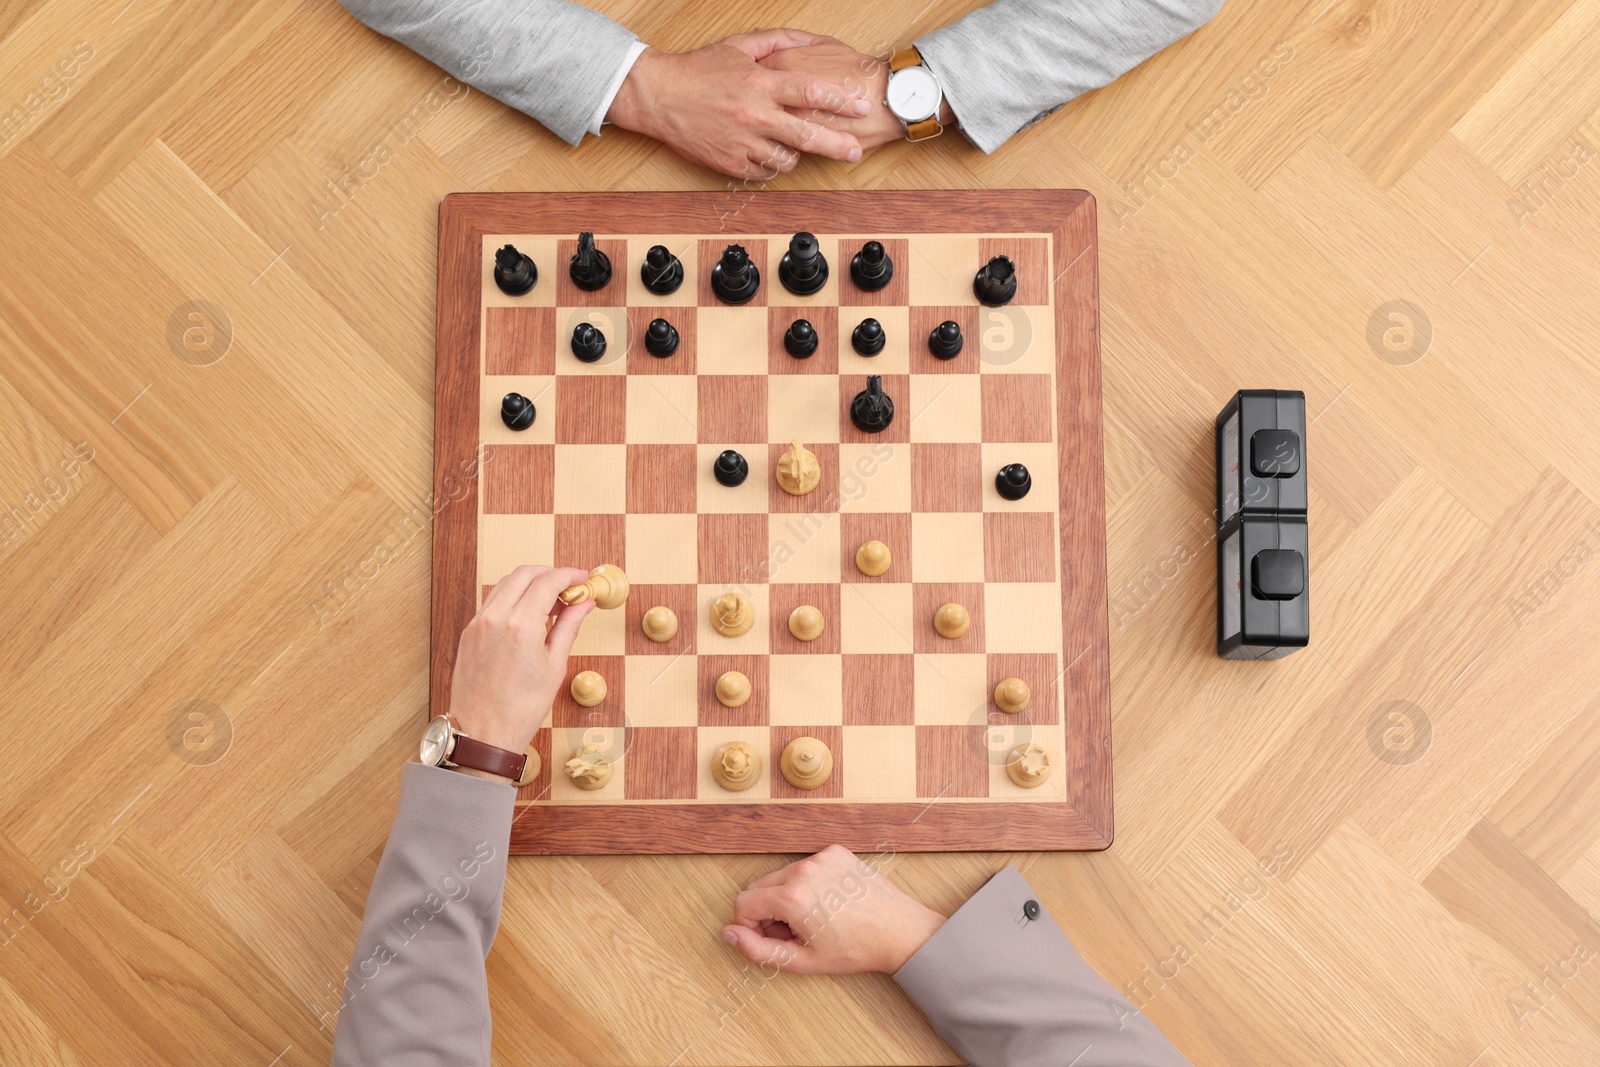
887 66 941 123
420 717 453 765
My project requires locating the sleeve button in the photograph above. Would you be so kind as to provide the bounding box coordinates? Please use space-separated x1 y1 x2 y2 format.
1023 899 1041 921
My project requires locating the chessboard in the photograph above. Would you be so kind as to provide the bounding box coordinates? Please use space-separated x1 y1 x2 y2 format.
431 190 1109 854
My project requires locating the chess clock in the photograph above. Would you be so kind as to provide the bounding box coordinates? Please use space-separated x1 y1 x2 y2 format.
1215 390 1309 659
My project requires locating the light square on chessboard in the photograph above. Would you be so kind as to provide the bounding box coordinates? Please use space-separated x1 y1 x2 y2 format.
837 305 909 374
769 375 841 444
696 726 772 801
983 584 1063 653
767 442 839 513
570 603 626 656
555 376 626 444
694 583 769 654
481 376 554 447
553 306 628 374
839 582 914 655
698 654 768 725
697 238 769 306
836 237 908 308
768 582 842 654
838 513 910 583
988 723 1065 802
552 444 625 512
841 726 916 799
764 234 839 306
625 306 696 375
910 443 982 512
913 653 988 726
624 376 698 444
481 235 556 308
908 374 982 443
906 235 980 306
983 512 1057 582
553 655 625 729
514 728 553 802
623 726 698 800
838 443 910 514
698 514 766 584
556 237 628 307
986 652 1063 727
626 444 696 513
912 582 986 654
770 654 842 726
771 725 844 799
911 513 985 583
839 375 909 444
979 236 1050 306
626 514 697 584
624 584 697 657
699 376 767 443
482 444 553 514
767 513 842 584
908 306 978 376
767 306 838 375
694 307 767 373
695 444 768 513
976 306 1055 375
980 442 1058 512
841 654 914 725
624 652 699 727
548 726 625 803
485 307 555 376
981 375 1053 443
478 513 554 588
554 514 625 571
915 725 990 799
624 237 698 307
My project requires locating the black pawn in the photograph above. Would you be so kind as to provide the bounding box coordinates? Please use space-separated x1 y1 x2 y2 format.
852 317 885 356
641 244 684 294
996 463 1032 500
851 240 894 291
778 231 828 295
569 231 612 291
571 322 607 362
714 449 749 487
493 244 537 296
711 244 760 304
973 255 1017 307
645 317 679 357
785 318 818 358
500 392 536 430
929 319 964 359
850 375 895 433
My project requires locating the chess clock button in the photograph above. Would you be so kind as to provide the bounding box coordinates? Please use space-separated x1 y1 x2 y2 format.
1251 549 1305 601
1250 428 1301 477
1023 899 1041 921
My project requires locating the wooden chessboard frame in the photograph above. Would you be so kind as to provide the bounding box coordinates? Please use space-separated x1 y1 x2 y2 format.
432 190 1110 854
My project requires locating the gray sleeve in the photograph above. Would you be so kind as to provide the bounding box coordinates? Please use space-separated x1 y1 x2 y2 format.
894 865 1193 1067
330 763 516 1067
336 0 638 146
915 0 1225 153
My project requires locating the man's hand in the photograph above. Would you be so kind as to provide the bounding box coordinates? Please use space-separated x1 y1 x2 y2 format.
448 565 595 759
758 42 907 152
722 845 947 974
607 29 870 179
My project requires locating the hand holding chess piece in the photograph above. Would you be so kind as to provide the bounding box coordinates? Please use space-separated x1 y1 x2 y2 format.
559 564 629 609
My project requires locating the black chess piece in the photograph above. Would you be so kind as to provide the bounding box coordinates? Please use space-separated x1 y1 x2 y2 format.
928 319 964 359
640 244 684 294
852 317 885 356
711 244 761 304
850 375 895 433
493 244 537 295
784 318 818 358
569 231 612 291
714 449 749 487
645 317 679 357
973 255 1017 307
996 463 1032 500
850 240 893 291
571 322 607 362
500 392 536 430
778 231 828 295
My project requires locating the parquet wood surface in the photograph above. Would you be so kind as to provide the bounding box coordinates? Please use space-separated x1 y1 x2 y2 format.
2 0 1599 1063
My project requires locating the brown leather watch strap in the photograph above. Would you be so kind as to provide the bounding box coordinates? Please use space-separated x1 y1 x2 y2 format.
889 46 922 72
448 733 528 781
905 117 943 142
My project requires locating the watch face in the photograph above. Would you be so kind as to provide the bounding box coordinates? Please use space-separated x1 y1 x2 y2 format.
420 717 453 765
887 66 940 123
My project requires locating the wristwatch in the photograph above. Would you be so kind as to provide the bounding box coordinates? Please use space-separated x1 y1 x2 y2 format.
885 47 945 142
419 714 540 786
